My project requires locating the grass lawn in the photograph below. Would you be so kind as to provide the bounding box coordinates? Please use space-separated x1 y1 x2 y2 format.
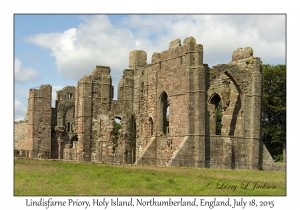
14 158 286 196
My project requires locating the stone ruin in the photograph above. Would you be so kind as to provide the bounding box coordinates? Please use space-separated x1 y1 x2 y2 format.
14 36 285 171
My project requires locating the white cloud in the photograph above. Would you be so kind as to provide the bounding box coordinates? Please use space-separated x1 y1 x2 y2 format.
126 15 285 66
15 57 40 84
25 15 285 88
25 15 136 82
14 100 27 121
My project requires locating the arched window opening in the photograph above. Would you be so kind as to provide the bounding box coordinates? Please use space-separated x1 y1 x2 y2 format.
166 105 170 133
216 101 223 135
67 122 71 132
149 117 154 136
209 94 223 135
68 93 73 99
160 91 170 134
70 135 78 148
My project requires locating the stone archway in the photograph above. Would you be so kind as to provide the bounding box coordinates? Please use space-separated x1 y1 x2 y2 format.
208 73 243 136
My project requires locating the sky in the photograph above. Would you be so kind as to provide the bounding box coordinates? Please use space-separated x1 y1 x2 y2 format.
14 14 286 121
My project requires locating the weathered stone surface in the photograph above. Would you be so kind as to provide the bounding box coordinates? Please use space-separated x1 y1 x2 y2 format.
14 36 284 171
169 38 181 49
26 85 52 158
232 47 253 62
129 50 147 69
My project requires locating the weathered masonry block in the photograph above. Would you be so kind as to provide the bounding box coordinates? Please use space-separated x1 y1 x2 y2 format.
14 36 284 171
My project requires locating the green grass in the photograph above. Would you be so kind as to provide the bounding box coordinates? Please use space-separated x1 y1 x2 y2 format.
14 158 286 196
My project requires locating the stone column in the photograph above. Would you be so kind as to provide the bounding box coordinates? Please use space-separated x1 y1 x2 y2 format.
55 126 64 160
245 59 262 170
57 140 62 159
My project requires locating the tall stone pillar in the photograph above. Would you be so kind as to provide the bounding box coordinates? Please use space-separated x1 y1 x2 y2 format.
231 47 263 170
248 69 263 169
77 78 92 161
27 85 52 158
55 126 64 159
241 58 262 170
185 37 207 167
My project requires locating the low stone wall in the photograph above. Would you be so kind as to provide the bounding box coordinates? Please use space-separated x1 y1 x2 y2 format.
14 120 28 140
263 163 286 172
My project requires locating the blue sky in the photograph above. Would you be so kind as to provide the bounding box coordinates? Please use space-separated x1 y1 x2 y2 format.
14 14 286 120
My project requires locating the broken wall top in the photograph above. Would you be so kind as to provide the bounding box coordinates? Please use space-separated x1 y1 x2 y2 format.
92 66 111 79
56 86 76 102
29 84 52 98
151 36 203 64
209 47 262 95
129 50 147 69
232 47 253 62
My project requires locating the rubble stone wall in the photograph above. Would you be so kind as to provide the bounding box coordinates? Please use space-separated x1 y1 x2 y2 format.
14 120 29 151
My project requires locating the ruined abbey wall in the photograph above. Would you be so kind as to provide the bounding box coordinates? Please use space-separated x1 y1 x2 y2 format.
133 37 207 167
14 36 285 171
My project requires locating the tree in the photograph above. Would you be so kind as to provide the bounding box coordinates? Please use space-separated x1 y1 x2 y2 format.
261 64 286 161
113 120 121 146
216 101 223 135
